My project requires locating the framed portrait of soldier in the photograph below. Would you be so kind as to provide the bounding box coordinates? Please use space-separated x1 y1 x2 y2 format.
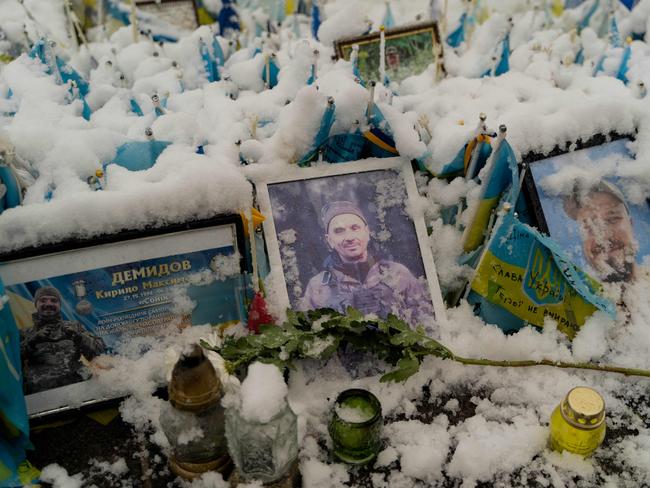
255 158 446 334
522 136 650 285
334 22 444 85
135 0 200 32
0 215 249 417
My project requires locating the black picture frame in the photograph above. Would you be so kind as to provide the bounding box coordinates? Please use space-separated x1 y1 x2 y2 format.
0 214 249 418
135 0 200 31
521 132 633 235
334 21 445 84
519 131 650 286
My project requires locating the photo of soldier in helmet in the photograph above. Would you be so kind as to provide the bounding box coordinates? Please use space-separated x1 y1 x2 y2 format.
20 286 106 394
299 201 434 324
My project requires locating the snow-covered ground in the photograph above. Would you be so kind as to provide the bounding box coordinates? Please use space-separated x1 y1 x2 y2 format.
2 0 650 486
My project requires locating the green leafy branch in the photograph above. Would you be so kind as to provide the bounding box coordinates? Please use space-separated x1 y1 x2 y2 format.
201 308 650 383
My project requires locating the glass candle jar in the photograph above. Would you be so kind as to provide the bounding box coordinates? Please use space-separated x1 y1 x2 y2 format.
225 402 298 483
328 388 382 465
549 386 606 457
160 345 230 479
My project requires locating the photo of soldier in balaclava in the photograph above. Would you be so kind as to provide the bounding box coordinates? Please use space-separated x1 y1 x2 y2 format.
20 286 106 394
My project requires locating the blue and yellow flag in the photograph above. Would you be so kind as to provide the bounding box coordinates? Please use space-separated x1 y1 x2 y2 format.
0 277 39 487
433 134 492 179
468 211 615 338
463 136 518 252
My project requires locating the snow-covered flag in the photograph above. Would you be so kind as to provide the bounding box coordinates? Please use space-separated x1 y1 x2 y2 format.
382 1 396 29
462 129 518 253
218 0 241 36
103 138 171 176
262 54 280 89
0 164 22 215
311 0 321 40
468 208 615 338
433 134 492 179
447 12 467 47
298 97 336 166
0 277 39 487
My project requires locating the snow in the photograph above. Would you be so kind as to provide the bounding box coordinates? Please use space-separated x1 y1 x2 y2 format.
239 362 289 424
3 0 650 486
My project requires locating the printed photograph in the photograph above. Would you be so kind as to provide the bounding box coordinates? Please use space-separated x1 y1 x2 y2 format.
336 24 439 84
266 169 436 328
2 223 247 397
531 139 650 284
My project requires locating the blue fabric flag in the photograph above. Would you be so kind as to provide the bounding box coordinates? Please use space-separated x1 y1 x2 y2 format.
307 63 316 85
363 104 398 158
218 0 241 35
382 2 396 28
262 55 280 88
298 99 336 165
575 47 585 64
323 133 366 163
578 0 600 32
494 33 510 76
104 0 131 25
130 98 144 116
447 12 467 47
0 277 37 488
434 137 492 179
30 40 92 120
617 41 632 84
212 36 226 67
311 0 321 40
105 140 171 174
619 0 636 10
200 38 219 83
0 165 21 215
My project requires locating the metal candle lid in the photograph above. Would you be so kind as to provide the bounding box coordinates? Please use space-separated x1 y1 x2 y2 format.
169 344 222 412
560 386 605 430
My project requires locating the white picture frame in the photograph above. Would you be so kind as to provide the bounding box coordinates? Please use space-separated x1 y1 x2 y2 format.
255 157 447 331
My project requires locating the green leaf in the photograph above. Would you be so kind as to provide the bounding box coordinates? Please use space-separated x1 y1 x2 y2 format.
390 329 422 347
256 325 291 348
379 355 420 383
345 306 364 321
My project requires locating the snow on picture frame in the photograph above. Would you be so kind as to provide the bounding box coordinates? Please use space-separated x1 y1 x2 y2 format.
255 158 447 334
0 215 249 418
135 0 200 31
334 21 444 85
522 134 650 286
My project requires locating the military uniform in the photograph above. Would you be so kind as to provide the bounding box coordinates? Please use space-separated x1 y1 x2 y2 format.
300 253 434 328
21 313 106 394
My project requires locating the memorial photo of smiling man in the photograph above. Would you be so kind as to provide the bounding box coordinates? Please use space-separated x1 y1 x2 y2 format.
299 201 433 324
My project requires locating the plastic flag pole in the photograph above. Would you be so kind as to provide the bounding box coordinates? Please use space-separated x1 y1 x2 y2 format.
264 54 271 89
130 0 139 43
151 94 166 116
367 80 376 121
379 26 386 87
464 112 488 180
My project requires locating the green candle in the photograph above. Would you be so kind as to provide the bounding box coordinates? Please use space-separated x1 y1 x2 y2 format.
328 389 382 465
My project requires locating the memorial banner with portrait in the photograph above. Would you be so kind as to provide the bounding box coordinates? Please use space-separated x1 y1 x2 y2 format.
255 158 446 334
522 137 650 285
0 216 249 417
